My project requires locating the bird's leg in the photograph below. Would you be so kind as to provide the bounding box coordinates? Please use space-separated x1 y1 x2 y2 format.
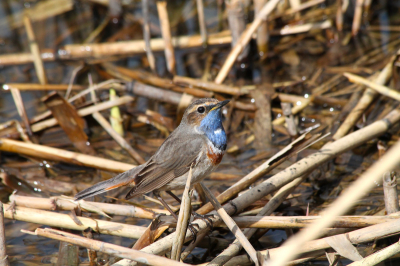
165 190 198 242
166 190 213 230
153 191 178 220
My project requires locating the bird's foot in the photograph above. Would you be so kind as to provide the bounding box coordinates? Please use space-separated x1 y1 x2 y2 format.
192 212 214 230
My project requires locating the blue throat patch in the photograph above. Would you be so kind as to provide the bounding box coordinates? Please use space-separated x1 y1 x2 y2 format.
199 109 227 151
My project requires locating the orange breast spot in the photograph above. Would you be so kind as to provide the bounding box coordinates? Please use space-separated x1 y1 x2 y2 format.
207 146 223 165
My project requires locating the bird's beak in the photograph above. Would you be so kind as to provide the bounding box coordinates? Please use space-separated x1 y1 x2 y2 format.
210 100 230 111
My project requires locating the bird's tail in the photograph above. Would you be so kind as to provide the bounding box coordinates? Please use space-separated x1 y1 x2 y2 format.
74 167 139 201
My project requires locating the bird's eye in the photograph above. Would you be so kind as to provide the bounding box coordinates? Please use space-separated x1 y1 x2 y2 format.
197 106 205 113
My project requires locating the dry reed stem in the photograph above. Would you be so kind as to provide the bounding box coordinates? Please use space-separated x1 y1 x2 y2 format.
351 0 364 36
3 84 85 91
227 214 400 228
142 0 156 72
226 0 249 62
228 217 400 265
23 15 47 85
113 110 400 266
3 204 145 239
200 183 259 266
10 88 33 138
173 76 241 95
288 0 301 18
29 228 190 266
92 112 145 164
344 72 400 102
268 131 400 266
31 95 134 132
0 0 73 31
0 203 8 266
161 212 397 229
196 0 207 46
171 167 193 261
208 176 306 266
254 0 268 55
197 133 311 215
10 195 168 218
214 0 280 84
336 0 343 31
281 102 298 137
348 240 400 266
270 0 325 20
157 1 176 75
0 138 135 173
382 172 399 214
274 20 332 35
333 55 395 140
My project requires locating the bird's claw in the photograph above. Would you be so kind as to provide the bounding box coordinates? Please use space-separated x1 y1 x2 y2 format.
192 212 214 231
188 223 200 242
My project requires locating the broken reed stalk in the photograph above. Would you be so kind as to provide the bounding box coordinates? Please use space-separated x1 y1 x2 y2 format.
227 217 400 265
344 72 400 102
142 0 156 72
10 195 167 219
196 0 207 46
29 228 190 266
157 1 176 75
197 133 311 215
0 138 135 173
208 176 306 266
23 15 48 85
0 203 8 266
113 109 400 266
268 133 400 266
214 0 282 84
348 239 400 266
333 54 396 140
3 204 145 239
92 112 146 164
200 182 259 266
31 95 134 132
171 167 193 261
382 172 399 214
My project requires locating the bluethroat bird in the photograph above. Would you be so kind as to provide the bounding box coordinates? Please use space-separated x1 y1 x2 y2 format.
75 98 230 218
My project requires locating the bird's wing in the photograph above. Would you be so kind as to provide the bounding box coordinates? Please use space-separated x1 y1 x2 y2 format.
125 134 205 199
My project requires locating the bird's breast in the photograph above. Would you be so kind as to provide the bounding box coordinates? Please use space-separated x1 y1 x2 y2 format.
206 143 224 166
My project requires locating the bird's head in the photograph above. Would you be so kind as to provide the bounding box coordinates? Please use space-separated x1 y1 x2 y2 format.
181 98 230 150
